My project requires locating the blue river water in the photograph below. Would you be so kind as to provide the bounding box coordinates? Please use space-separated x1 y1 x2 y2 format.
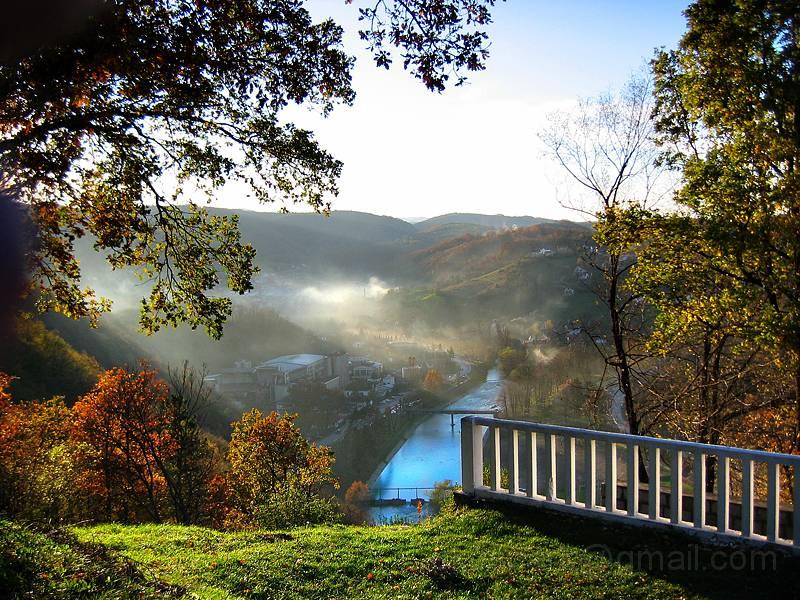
369 368 502 523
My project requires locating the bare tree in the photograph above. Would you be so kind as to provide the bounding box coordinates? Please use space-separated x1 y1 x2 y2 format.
541 75 666 218
540 75 669 477
160 361 219 525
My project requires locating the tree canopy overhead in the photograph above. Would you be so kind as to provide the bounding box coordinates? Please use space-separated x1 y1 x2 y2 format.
0 0 500 338
651 0 800 382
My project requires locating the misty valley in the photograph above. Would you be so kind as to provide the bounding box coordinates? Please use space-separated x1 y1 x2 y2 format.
2 209 609 512
7 2 800 595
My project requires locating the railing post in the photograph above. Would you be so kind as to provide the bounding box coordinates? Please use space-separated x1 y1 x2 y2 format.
627 443 639 516
584 438 596 508
693 452 706 529
605 442 617 512
545 433 557 501
766 461 780 542
527 432 538 498
717 455 729 533
794 463 800 546
648 446 660 520
490 425 501 491
742 459 754 538
511 429 520 494
565 436 576 505
460 418 475 494
670 450 683 524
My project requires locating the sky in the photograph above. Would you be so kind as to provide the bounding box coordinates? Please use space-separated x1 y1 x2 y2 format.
215 1 691 221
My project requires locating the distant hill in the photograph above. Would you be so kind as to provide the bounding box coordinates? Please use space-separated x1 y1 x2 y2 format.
205 209 418 278
383 222 598 329
73 209 419 291
414 213 569 231
74 207 586 285
221 209 416 245
410 222 490 246
70 207 600 328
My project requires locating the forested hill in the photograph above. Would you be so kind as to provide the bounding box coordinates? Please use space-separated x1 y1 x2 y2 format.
69 207 597 330
2 210 596 406
383 221 597 328
233 209 417 244
410 221 592 285
205 208 589 281
73 207 588 283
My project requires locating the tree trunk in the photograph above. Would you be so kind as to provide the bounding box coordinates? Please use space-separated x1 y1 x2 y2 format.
607 253 648 484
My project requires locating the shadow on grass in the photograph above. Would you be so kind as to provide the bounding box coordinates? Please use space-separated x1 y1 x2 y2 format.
454 493 800 600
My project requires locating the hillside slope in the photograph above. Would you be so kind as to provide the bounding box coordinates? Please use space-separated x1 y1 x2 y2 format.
0 319 99 403
73 208 419 288
211 209 417 278
69 209 600 330
386 222 597 327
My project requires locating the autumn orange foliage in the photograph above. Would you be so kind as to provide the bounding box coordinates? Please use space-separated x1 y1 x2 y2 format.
0 367 338 528
0 393 75 520
0 372 12 411
341 480 371 524
72 367 174 522
735 405 800 502
423 368 444 391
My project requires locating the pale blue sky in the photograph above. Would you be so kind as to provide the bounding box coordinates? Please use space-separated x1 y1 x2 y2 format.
217 1 690 220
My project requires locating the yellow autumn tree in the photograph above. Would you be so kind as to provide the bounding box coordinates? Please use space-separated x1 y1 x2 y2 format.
221 410 339 529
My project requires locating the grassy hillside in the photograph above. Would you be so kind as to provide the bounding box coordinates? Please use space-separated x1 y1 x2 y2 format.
0 519 183 598
0 508 736 600
440 256 597 323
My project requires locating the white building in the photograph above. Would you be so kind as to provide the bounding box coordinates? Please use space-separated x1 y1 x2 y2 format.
257 353 331 384
350 357 383 380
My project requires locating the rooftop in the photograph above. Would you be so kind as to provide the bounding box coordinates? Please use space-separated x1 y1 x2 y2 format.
258 353 327 372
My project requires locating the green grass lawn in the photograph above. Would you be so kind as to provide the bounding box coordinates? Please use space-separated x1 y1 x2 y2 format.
2 505 795 599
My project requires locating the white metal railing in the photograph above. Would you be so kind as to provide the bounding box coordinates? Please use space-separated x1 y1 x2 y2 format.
460 416 800 547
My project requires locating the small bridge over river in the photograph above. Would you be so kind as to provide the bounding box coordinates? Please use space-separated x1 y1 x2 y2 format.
371 486 437 506
409 408 501 427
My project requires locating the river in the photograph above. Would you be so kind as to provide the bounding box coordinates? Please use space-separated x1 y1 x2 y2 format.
369 367 503 523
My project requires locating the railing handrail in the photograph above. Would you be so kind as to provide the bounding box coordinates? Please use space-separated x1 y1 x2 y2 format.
464 415 800 465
